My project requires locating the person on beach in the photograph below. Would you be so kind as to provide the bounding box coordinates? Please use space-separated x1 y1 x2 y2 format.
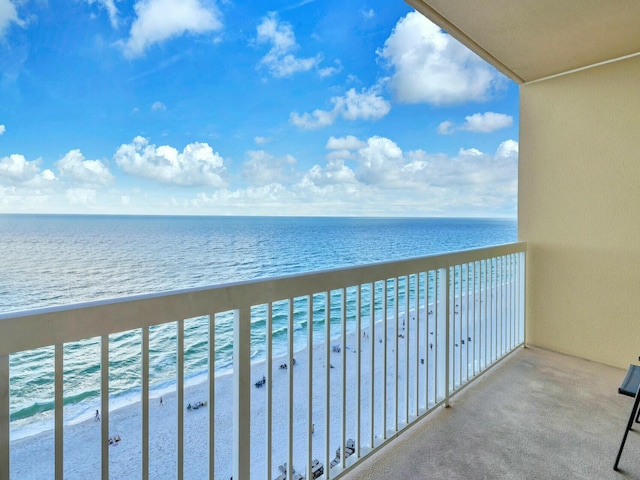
160 397 163 406
95 409 100 421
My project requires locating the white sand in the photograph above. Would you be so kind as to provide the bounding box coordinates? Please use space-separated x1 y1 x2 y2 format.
8 302 484 480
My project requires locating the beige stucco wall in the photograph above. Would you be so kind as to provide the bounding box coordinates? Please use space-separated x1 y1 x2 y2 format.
519 55 640 369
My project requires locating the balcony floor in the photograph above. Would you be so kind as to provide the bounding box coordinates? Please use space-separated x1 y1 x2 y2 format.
342 346 640 480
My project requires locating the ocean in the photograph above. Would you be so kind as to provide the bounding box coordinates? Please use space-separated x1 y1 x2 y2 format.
0 215 516 439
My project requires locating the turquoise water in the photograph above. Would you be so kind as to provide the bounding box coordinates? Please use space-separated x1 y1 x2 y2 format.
0 215 516 438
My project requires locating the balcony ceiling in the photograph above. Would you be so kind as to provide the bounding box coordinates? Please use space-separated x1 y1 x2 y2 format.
406 0 640 83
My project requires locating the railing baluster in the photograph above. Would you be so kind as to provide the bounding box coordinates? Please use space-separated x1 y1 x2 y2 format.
55 344 63 480
519 252 524 344
444 267 451 407
434 271 439 404
414 274 419 417
340 288 346 467
425 272 430 409
101 335 109 480
404 276 409 424
306 296 313 479
142 327 149 480
466 263 470 383
369 284 375 449
209 315 216 480
0 354 8 480
355 286 361 459
233 307 251 480
483 260 488 370
177 319 184 480
324 293 331 479
472 262 477 377
287 299 294 480
382 280 387 439
266 304 273 480
393 278 399 431
458 265 462 389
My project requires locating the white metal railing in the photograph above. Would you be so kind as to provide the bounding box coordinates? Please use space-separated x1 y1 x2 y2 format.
0 242 526 480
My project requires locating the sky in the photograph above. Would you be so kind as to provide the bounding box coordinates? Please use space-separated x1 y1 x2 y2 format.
0 0 519 218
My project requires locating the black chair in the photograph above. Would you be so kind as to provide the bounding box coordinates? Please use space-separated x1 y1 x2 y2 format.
614 364 640 471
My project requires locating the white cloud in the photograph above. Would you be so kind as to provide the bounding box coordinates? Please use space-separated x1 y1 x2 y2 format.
297 135 518 215
256 12 319 77
122 0 222 58
460 112 513 133
336 87 391 121
303 160 356 187
326 135 366 151
57 149 115 186
0 0 22 38
242 150 296 185
151 101 167 111
437 121 455 135
0 124 5 135
438 112 513 134
318 60 342 78
378 11 504 105
290 108 337 130
496 139 519 158
254 136 271 145
86 0 119 28
133 136 517 217
114 136 227 187
0 154 41 182
290 86 391 129
0 154 59 192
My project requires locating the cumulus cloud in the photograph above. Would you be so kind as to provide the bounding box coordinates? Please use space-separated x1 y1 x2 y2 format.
86 0 119 28
0 154 42 182
438 112 513 135
460 112 513 133
154 137 518 217
378 11 504 105
290 108 336 130
242 150 296 185
0 153 58 191
0 0 22 38
151 101 166 111
256 12 319 77
0 124 5 135
300 135 518 211
290 86 391 129
57 149 115 186
114 136 227 187
496 139 518 158
122 0 222 58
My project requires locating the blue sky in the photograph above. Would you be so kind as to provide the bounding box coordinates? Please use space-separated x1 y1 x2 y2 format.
0 0 519 217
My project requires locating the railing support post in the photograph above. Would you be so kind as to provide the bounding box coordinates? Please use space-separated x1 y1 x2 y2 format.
233 307 251 480
0 354 9 480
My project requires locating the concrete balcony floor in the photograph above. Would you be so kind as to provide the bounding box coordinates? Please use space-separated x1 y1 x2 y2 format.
342 346 640 480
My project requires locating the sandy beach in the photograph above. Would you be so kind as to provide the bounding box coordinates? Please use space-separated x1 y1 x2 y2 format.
8 303 471 480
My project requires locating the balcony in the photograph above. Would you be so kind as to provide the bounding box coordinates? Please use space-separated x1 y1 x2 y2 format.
342 345 638 480
1 243 526 479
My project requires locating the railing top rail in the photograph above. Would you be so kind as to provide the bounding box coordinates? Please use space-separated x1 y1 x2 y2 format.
0 242 526 355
